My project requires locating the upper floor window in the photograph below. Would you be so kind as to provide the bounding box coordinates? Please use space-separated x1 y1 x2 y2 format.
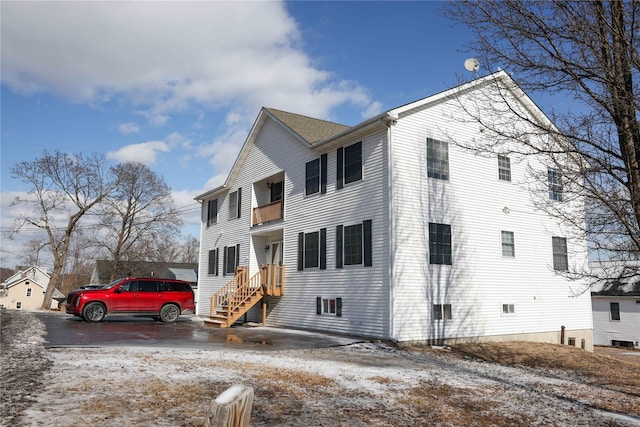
548 168 563 201
305 154 327 195
26 288 32 297
429 223 452 265
552 236 568 271
337 142 362 189
228 188 242 220
207 199 218 226
498 155 511 181
298 229 326 270
501 231 515 257
427 138 449 180
336 220 373 268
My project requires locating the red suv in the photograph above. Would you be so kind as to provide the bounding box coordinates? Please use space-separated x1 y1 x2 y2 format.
66 277 195 323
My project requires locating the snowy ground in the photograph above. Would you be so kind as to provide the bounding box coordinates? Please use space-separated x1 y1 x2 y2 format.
2 309 640 427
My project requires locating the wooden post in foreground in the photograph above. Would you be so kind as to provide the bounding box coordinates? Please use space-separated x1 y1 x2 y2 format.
205 385 254 427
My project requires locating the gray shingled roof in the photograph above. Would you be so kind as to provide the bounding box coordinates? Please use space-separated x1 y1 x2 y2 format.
266 108 350 144
591 280 640 297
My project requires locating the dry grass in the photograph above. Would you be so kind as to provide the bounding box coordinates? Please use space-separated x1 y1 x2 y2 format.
439 341 640 418
397 381 536 426
33 342 640 427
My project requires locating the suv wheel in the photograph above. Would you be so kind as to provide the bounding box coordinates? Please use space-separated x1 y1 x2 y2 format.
83 302 106 322
160 304 180 323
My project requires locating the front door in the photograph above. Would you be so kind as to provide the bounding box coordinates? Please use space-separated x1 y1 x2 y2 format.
268 241 283 265
267 241 283 287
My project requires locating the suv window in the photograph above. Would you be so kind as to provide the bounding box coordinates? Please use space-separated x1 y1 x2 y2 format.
120 280 139 292
139 281 159 292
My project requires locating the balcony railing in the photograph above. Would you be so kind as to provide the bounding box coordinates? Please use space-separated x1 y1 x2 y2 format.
252 199 283 225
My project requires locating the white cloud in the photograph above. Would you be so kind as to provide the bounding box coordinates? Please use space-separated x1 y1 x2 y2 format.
106 141 170 165
118 122 139 134
1 1 380 124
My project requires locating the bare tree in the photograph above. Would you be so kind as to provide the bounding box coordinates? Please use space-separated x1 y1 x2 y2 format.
444 0 640 283
178 235 200 264
97 162 183 281
10 150 115 308
20 238 50 268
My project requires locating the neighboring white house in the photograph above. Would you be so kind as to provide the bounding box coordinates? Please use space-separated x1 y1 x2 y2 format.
0 266 64 310
195 71 593 349
590 262 640 348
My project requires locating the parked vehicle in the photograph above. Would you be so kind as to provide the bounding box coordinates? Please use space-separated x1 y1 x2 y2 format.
66 277 195 323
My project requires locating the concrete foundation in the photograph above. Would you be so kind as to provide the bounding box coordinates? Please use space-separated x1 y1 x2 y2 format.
398 328 594 352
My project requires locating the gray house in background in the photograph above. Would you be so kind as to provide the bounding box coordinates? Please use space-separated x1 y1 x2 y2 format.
90 260 198 288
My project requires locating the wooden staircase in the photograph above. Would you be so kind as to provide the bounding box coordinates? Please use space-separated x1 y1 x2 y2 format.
206 264 284 328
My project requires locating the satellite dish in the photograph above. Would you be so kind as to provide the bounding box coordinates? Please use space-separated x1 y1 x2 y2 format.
464 58 480 73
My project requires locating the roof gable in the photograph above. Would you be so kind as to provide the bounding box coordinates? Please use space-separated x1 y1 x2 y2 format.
2 266 50 287
195 108 349 200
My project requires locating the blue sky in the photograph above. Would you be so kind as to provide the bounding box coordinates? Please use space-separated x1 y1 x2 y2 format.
1 1 482 268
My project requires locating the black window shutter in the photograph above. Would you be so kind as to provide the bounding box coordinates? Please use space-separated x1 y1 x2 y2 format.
215 248 219 276
316 297 322 315
236 244 240 268
237 187 242 218
223 246 227 275
320 228 327 270
320 154 328 194
298 232 304 271
337 148 344 189
363 219 373 267
208 250 214 274
336 225 343 268
336 298 342 317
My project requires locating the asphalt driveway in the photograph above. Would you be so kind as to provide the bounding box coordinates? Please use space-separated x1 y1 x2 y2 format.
35 310 364 351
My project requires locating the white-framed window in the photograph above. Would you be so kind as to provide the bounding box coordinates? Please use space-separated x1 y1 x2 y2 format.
427 138 449 180
498 155 511 181
304 231 320 269
228 188 241 220
502 303 515 315
429 223 452 265
548 168 563 201
298 229 326 270
316 297 342 317
223 244 239 276
207 199 218 226
433 304 452 320
16 302 22 309
26 288 32 297
336 220 373 268
610 302 621 321
305 154 327 195
501 231 515 257
337 142 363 189
552 236 568 271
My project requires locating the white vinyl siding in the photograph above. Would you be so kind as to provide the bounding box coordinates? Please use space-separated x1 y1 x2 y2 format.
389 88 591 344
197 118 390 338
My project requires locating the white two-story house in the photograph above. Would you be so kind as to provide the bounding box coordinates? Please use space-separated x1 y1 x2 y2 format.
195 71 593 349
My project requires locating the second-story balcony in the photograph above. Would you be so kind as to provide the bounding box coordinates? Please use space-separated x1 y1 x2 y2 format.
252 199 283 225
252 172 284 226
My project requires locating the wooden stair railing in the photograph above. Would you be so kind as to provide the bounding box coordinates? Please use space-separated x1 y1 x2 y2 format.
207 264 284 328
